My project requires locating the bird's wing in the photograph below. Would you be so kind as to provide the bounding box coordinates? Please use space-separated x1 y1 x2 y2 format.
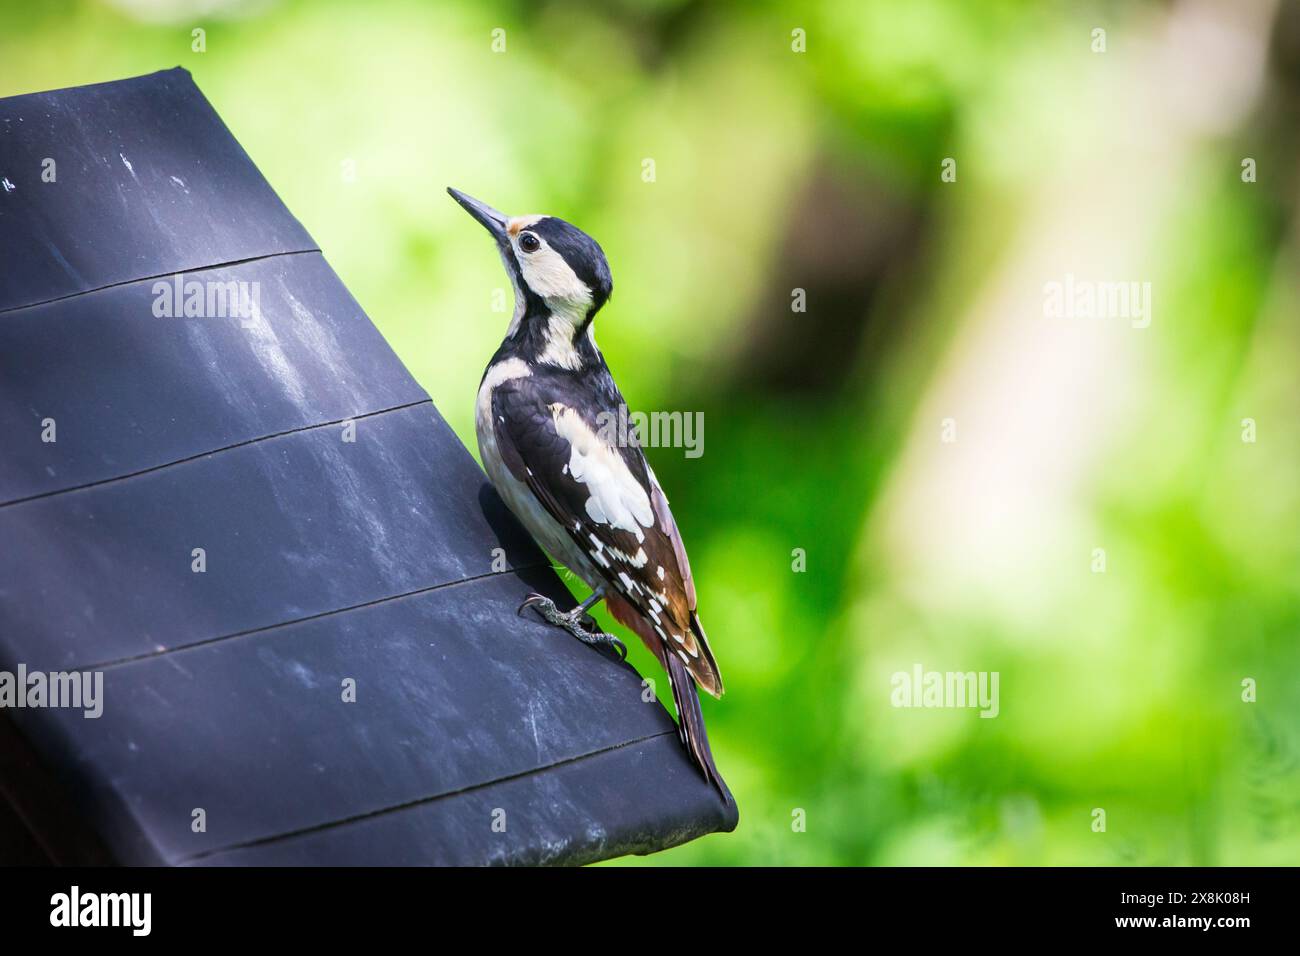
490 374 723 697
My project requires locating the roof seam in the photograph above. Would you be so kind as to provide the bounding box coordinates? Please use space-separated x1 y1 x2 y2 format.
0 247 321 317
0 398 433 510
174 729 678 864
79 562 553 671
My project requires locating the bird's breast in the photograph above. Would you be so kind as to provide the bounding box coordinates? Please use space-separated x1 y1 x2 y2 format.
475 359 599 586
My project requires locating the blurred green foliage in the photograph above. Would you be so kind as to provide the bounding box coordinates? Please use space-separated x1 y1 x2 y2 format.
3 0 1297 865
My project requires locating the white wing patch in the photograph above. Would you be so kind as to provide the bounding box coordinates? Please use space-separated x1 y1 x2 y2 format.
550 402 654 541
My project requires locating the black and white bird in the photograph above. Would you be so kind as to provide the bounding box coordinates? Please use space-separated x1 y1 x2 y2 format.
448 187 728 800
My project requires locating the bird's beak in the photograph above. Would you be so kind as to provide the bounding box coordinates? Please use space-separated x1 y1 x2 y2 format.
447 187 509 242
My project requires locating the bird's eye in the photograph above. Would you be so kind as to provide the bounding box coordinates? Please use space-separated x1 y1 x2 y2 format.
519 232 540 253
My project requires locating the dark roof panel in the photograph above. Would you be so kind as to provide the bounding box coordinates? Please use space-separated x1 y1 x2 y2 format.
12 570 690 865
0 68 316 312
0 401 550 671
0 71 736 865
0 252 427 504
188 735 734 867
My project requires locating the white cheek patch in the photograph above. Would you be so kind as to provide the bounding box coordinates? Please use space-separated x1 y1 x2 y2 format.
513 230 596 370
550 403 654 542
516 239 593 306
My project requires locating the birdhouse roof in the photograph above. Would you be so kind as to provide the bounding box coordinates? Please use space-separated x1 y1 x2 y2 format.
0 68 735 866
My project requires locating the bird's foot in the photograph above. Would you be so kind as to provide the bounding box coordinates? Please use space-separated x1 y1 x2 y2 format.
517 593 627 661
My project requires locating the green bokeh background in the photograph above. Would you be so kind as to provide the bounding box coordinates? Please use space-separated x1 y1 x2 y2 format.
4 0 1297 865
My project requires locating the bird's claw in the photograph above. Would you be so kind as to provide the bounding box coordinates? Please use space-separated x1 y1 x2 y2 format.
591 632 628 662
516 593 550 617
517 593 626 661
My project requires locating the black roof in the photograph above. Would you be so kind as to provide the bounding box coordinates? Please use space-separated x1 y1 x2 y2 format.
0 68 735 865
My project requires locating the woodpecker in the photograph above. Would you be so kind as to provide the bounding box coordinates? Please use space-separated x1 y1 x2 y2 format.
448 187 729 801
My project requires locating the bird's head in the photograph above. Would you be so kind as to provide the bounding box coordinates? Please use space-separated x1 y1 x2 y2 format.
448 188 613 327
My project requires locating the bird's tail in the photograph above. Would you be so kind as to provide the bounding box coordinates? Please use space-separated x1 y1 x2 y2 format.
666 650 731 804
604 589 730 803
